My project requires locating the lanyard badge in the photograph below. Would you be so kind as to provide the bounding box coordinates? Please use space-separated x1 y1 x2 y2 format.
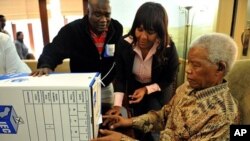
103 44 115 57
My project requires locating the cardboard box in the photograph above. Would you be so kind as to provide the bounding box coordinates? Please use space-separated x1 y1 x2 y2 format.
0 73 101 141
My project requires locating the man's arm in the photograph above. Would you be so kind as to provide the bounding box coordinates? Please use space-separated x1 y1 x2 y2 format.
131 104 171 133
37 25 73 70
188 114 235 141
159 113 236 141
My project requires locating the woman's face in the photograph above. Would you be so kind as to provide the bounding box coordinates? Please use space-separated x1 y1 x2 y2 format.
135 25 158 49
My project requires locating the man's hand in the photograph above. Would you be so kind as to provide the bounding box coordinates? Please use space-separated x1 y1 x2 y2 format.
129 87 147 104
105 106 121 116
103 106 121 127
91 129 123 141
30 68 53 77
102 115 132 130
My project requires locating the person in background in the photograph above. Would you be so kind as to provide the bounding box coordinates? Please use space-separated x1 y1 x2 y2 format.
15 31 29 59
26 53 36 60
0 32 31 74
105 2 179 140
31 0 123 113
94 33 240 141
0 15 9 35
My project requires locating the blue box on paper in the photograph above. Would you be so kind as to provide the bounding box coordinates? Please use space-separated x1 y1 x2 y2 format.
0 105 18 134
0 73 101 141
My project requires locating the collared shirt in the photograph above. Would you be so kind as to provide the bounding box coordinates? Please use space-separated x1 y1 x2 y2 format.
133 41 161 94
114 37 161 106
90 30 107 55
132 41 158 83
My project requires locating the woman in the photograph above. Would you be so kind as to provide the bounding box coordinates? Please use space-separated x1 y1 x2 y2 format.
106 2 179 140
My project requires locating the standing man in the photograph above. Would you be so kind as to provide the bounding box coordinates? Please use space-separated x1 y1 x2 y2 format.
15 31 29 59
31 0 123 113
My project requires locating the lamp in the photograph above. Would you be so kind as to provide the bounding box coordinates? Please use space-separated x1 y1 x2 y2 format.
180 5 193 83
178 0 195 83
182 6 192 83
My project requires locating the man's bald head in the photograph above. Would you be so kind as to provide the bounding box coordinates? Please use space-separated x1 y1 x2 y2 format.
87 0 111 35
88 0 110 8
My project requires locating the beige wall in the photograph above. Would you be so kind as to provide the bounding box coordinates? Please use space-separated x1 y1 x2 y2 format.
0 0 40 19
216 0 234 35
234 0 248 59
177 0 249 86
216 0 249 59
0 0 83 20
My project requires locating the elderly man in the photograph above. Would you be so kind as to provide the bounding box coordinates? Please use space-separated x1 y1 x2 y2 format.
31 0 123 112
94 33 240 141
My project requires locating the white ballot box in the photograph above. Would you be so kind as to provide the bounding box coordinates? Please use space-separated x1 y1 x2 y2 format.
0 73 101 141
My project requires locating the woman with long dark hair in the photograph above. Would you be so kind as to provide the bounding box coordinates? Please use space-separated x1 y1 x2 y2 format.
106 2 179 140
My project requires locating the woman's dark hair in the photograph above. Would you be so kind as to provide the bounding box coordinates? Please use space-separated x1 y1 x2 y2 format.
127 2 170 64
127 2 170 48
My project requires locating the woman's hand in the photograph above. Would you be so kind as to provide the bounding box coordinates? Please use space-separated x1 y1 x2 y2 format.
129 87 147 104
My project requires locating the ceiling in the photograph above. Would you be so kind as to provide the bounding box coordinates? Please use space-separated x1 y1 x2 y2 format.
0 0 83 20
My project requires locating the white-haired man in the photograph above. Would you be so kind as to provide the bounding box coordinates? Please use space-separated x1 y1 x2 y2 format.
93 33 240 141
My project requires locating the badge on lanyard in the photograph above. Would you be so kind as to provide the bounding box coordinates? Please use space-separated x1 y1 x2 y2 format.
104 44 115 57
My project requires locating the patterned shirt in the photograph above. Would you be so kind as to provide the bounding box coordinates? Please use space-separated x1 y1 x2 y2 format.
122 81 239 141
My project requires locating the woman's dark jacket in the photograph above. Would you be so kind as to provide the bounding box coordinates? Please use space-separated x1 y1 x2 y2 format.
114 36 179 97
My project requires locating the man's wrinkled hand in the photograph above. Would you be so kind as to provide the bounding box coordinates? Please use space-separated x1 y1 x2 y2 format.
103 106 121 127
105 106 121 115
102 115 132 130
91 129 123 141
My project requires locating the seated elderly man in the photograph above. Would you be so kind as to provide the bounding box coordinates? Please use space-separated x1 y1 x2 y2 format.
92 33 240 141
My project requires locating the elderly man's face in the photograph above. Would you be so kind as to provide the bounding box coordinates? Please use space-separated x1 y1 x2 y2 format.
88 1 111 35
186 46 220 89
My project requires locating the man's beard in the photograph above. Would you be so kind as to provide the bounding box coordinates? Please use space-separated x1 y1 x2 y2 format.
17 39 23 43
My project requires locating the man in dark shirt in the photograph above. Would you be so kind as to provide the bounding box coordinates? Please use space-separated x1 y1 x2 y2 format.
15 31 29 59
31 0 123 113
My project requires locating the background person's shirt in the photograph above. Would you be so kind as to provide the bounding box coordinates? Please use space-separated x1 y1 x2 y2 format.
0 33 31 74
15 40 29 59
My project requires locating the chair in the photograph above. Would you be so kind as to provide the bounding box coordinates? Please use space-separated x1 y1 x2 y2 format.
225 59 250 124
23 59 70 72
